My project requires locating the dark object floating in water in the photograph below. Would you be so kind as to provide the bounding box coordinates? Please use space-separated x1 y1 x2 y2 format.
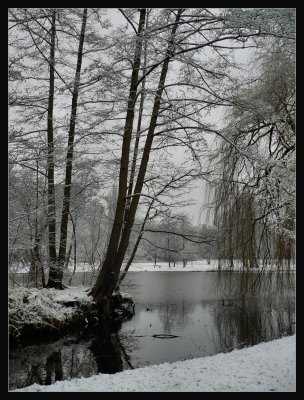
152 334 179 339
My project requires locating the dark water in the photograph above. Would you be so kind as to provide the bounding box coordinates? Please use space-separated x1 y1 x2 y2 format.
9 271 295 390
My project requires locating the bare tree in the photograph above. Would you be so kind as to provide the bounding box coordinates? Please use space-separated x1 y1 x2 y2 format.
47 8 88 288
89 9 184 311
46 9 58 286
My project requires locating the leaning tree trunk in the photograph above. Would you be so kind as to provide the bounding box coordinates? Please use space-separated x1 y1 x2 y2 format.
88 9 147 313
115 19 149 292
116 200 154 291
89 10 183 312
47 8 87 288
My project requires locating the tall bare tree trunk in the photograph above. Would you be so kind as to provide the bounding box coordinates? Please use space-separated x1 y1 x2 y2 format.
90 10 183 310
115 16 150 291
124 12 149 221
89 9 147 311
47 8 87 288
46 10 58 285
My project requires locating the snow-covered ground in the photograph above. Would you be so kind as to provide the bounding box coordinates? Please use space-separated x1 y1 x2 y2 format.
127 260 296 272
11 334 296 392
9 259 296 274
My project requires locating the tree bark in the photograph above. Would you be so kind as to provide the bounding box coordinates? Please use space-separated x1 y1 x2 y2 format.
116 200 154 290
65 212 76 269
47 8 87 288
29 158 45 287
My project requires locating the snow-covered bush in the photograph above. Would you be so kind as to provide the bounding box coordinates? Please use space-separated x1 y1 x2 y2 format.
9 287 95 339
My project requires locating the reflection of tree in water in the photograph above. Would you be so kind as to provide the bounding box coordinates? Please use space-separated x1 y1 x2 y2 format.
209 270 295 353
213 290 295 353
116 331 138 370
10 338 99 390
89 326 122 374
213 270 295 300
10 321 138 390
64 344 97 379
24 364 43 387
158 301 194 333
17 350 63 388
45 350 63 385
89 318 136 374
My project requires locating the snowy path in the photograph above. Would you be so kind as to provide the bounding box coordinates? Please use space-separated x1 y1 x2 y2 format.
11 334 295 392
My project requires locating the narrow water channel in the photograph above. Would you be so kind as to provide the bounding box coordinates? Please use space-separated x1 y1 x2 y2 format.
9 271 295 390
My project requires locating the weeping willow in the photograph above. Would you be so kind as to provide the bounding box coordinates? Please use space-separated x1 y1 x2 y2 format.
213 183 294 269
209 38 295 269
210 132 295 269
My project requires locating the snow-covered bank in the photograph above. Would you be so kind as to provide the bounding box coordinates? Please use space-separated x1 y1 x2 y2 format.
11 335 296 392
9 287 95 340
9 287 135 343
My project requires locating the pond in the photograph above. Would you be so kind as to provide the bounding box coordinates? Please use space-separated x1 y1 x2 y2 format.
9 271 295 390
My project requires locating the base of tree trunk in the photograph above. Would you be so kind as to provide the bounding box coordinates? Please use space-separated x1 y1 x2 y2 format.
94 292 135 322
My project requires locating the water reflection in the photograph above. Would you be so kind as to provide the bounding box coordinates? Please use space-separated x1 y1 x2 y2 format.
119 271 295 365
212 270 295 299
211 270 295 351
213 296 295 352
9 319 138 390
45 351 63 385
9 271 295 390
89 319 123 374
9 337 97 389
